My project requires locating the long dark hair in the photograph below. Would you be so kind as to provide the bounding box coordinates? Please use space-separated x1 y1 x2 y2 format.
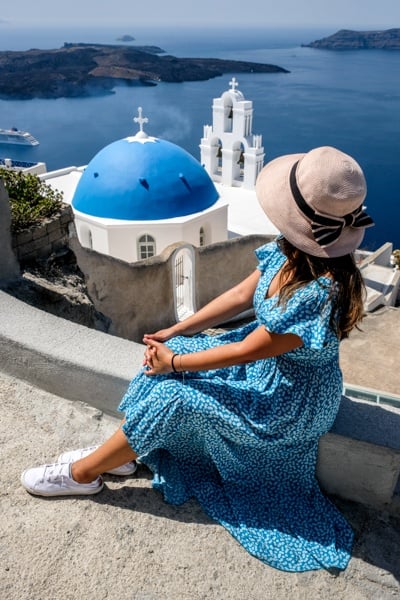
276 237 365 340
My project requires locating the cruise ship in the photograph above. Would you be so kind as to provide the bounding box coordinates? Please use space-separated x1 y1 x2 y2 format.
0 127 39 146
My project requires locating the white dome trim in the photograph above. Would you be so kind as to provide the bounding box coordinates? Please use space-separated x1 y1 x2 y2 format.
124 134 157 145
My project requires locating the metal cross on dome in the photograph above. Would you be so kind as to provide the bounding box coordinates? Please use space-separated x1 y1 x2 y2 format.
134 106 149 133
229 77 239 91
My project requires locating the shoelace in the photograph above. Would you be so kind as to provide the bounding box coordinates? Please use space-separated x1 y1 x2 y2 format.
78 446 97 458
39 463 102 487
40 463 69 484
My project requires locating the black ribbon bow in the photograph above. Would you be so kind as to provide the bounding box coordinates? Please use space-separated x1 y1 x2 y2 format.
289 161 374 248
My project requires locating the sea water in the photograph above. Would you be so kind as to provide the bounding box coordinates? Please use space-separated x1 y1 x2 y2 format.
0 24 399 249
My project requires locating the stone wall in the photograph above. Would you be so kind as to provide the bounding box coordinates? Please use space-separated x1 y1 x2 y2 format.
0 179 20 283
12 204 73 264
71 233 274 342
196 235 272 308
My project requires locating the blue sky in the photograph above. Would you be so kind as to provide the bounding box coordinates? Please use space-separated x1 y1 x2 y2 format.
1 0 399 28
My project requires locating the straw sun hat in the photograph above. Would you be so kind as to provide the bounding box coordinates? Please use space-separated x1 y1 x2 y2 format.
256 146 374 258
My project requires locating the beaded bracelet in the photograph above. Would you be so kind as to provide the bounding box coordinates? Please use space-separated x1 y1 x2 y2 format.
171 353 179 373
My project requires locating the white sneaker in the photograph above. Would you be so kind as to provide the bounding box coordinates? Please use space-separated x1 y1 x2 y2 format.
21 462 103 497
57 445 137 476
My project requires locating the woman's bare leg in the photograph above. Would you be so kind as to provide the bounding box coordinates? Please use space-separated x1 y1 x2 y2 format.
71 428 137 484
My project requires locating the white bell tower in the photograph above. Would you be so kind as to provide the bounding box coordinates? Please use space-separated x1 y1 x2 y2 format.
200 78 265 190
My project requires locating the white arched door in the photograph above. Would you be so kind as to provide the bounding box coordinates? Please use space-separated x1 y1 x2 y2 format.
173 246 196 322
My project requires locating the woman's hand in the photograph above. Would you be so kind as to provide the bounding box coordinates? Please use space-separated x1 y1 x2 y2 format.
143 340 175 376
143 326 178 344
143 269 260 346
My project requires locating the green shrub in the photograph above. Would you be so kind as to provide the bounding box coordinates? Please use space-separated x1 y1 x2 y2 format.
0 168 63 233
391 249 400 269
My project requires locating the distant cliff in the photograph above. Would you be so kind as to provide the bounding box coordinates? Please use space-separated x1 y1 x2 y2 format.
0 43 289 100
303 28 400 50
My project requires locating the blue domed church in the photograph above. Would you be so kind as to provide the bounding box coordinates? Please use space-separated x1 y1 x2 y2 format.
71 108 228 262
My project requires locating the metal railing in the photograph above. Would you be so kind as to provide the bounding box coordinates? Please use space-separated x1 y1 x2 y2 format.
0 158 38 168
343 383 400 409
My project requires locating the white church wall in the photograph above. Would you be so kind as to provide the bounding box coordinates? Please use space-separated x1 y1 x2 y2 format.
106 224 176 263
108 227 141 262
75 215 110 255
73 199 228 263
232 105 253 137
181 204 228 247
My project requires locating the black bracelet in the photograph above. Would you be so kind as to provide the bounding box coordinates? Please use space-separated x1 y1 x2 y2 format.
171 353 179 373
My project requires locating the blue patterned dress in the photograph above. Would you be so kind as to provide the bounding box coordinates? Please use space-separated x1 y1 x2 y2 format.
119 241 354 572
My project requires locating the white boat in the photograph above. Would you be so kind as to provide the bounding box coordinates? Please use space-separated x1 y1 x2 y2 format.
0 127 39 146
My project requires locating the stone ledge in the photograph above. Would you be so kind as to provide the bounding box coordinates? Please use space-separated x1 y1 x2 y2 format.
0 290 139 411
318 433 400 510
0 290 399 513
321 391 400 511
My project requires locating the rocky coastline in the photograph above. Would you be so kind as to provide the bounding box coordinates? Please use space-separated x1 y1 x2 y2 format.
303 28 400 50
0 43 289 100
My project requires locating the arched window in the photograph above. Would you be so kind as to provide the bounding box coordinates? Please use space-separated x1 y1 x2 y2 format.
224 100 233 132
216 140 223 169
211 138 223 177
138 234 156 259
233 142 245 183
199 227 206 247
